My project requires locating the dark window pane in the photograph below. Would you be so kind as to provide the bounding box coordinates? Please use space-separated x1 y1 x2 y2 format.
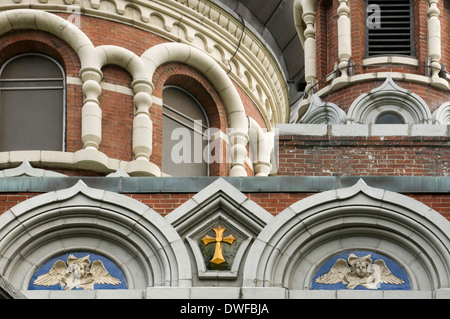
375 112 405 124
366 0 414 57
162 87 209 177
0 54 65 151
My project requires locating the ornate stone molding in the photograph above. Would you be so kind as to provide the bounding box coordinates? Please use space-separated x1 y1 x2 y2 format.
0 180 192 290
298 94 347 124
347 75 432 124
167 178 272 282
243 179 450 290
0 0 289 127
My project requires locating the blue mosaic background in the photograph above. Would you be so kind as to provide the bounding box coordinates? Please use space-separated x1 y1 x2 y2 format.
311 251 410 290
29 252 127 290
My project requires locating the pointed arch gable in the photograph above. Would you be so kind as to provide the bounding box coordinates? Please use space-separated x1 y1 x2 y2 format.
0 181 191 291
243 179 450 292
347 75 433 124
167 178 273 283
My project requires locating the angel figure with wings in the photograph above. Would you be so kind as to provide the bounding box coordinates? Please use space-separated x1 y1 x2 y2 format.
315 253 405 290
33 254 122 290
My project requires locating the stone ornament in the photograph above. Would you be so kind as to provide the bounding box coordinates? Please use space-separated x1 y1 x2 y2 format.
315 253 405 290
33 254 122 291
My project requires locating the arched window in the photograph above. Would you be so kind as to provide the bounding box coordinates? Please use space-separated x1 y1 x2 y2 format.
375 111 406 124
0 54 65 152
162 86 210 177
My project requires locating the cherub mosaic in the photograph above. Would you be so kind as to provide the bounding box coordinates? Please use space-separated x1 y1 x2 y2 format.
312 251 410 290
29 253 127 290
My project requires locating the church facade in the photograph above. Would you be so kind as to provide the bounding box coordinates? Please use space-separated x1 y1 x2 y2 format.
0 0 449 299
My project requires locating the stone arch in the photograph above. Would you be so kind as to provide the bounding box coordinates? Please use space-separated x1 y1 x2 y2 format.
433 102 450 124
0 9 95 69
243 179 450 292
0 181 191 291
152 64 230 176
141 42 250 177
347 75 433 124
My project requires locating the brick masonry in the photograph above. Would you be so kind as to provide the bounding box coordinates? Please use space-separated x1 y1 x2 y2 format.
0 192 448 221
278 135 450 177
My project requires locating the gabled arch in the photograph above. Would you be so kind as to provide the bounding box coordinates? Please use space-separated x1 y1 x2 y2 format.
167 178 272 283
243 179 450 292
347 75 433 124
299 94 347 124
0 181 191 291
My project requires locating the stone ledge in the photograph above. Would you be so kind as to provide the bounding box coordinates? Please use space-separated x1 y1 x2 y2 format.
22 287 442 299
277 124 450 137
0 176 448 194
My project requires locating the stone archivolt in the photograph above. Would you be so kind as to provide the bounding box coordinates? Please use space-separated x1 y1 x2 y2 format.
0 178 449 297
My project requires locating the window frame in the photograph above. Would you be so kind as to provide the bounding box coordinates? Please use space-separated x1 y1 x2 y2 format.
162 85 211 177
0 53 66 152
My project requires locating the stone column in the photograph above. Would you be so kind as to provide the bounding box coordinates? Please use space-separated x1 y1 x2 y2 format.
427 0 447 89
127 79 161 176
80 67 102 150
303 9 317 95
74 67 109 171
337 0 351 78
228 128 249 177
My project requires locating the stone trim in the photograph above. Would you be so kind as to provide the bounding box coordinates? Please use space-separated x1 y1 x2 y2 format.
243 179 450 290
21 286 450 299
0 180 192 290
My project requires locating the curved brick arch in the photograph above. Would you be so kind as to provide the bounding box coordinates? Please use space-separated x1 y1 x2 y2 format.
0 30 81 77
0 9 95 69
142 43 250 177
152 63 230 176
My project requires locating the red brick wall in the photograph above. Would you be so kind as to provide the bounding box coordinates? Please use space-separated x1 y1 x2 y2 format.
350 0 365 73
99 65 134 162
0 192 448 221
442 1 450 69
278 135 450 177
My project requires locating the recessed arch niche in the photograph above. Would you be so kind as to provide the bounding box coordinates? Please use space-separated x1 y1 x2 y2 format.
0 181 191 291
